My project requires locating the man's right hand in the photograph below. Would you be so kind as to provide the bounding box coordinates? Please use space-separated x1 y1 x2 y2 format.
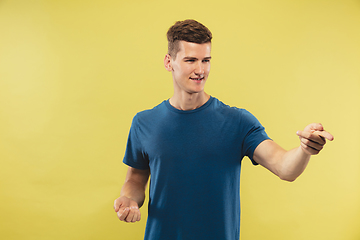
114 196 141 223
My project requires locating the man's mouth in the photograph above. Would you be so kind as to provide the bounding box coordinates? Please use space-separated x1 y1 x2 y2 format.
190 77 204 81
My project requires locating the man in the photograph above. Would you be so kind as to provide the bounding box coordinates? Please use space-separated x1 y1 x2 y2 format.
114 19 334 240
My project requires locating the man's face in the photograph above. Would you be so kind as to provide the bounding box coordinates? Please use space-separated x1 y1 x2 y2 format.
165 41 211 95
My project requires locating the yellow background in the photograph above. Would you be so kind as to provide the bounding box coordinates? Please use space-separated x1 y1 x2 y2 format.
0 0 359 239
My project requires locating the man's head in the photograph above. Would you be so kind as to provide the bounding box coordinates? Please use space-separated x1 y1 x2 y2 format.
164 20 212 96
167 19 212 60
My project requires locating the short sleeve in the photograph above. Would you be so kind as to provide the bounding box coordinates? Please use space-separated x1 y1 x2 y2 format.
123 115 150 170
240 110 271 165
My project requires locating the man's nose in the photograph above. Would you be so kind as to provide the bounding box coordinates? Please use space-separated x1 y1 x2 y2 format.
194 62 204 75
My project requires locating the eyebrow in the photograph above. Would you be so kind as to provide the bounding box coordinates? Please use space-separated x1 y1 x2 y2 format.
183 56 212 60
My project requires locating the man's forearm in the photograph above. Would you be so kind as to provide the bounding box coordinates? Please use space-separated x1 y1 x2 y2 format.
120 180 147 208
278 146 311 182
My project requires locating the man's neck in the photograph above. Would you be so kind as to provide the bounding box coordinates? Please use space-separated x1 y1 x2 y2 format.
169 92 210 111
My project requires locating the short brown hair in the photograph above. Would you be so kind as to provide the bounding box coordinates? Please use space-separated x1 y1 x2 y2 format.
167 19 212 59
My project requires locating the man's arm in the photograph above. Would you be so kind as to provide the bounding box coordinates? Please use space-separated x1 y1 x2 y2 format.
114 167 150 223
253 123 334 182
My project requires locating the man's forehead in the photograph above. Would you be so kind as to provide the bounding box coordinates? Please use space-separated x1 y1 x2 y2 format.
177 41 211 56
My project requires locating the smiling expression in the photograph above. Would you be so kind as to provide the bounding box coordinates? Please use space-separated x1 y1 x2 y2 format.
165 41 211 95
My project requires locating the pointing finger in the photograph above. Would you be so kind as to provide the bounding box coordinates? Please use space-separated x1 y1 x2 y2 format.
296 130 314 140
296 131 326 146
318 131 334 141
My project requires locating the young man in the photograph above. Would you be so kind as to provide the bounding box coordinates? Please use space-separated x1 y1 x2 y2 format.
114 19 334 240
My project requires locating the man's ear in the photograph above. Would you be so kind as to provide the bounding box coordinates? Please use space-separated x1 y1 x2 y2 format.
164 54 173 72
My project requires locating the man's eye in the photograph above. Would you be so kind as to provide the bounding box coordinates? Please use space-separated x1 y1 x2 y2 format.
186 60 195 62
203 60 210 63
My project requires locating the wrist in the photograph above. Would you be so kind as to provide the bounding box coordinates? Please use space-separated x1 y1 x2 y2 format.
298 145 312 158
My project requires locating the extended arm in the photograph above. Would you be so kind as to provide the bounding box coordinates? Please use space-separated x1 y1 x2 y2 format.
114 167 150 223
253 123 334 182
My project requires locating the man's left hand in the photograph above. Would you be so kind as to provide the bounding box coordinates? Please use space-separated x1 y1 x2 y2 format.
296 123 334 155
